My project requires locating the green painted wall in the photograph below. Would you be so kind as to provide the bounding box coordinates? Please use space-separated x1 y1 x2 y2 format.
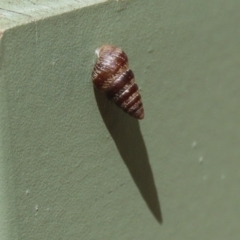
1 0 240 239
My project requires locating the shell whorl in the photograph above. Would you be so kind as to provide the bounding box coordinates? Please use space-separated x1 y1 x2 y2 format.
92 45 144 120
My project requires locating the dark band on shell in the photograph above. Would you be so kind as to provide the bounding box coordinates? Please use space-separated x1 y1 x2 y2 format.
92 45 144 120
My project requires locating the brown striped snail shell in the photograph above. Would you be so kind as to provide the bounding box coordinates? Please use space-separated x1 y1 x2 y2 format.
92 45 144 120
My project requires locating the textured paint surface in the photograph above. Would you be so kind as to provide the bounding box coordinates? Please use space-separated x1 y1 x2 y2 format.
0 0 240 239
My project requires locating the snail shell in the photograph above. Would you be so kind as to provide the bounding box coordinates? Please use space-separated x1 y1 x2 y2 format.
92 45 144 120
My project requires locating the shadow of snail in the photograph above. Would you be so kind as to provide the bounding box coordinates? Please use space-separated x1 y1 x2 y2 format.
94 88 163 224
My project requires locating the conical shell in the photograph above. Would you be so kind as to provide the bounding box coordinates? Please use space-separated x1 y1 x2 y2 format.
92 45 144 120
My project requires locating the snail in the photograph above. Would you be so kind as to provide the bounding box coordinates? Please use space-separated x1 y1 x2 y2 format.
92 45 144 120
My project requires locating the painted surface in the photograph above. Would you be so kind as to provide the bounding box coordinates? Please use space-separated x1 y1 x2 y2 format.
0 0 240 239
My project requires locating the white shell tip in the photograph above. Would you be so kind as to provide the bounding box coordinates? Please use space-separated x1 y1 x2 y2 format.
95 48 100 57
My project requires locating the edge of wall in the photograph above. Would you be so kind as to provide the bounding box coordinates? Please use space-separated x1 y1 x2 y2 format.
0 0 106 30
